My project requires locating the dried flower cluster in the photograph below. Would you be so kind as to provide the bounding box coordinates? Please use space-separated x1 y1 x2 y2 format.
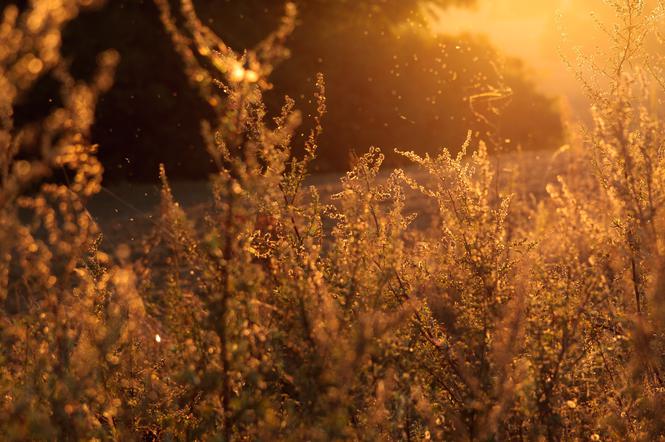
2 0 665 440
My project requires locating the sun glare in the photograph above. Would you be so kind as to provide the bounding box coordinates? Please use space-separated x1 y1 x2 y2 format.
436 0 663 104
2 0 665 439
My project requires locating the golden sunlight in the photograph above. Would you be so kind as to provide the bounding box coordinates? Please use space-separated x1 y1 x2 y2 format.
2 0 665 439
436 0 663 111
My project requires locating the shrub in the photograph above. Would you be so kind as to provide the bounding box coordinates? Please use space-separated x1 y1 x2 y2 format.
1 0 665 440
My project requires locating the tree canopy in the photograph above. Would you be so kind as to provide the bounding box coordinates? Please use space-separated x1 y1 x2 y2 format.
42 0 561 180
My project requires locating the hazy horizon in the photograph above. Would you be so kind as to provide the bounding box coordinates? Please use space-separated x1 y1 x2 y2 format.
434 0 662 114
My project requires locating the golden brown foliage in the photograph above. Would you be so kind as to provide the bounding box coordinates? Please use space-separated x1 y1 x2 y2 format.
2 0 665 440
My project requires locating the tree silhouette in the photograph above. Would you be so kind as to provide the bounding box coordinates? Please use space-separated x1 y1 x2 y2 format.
55 0 561 180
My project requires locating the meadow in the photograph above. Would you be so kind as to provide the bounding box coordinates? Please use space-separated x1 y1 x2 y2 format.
1 0 665 440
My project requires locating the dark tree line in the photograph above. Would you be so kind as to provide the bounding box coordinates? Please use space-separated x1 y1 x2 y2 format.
15 0 562 180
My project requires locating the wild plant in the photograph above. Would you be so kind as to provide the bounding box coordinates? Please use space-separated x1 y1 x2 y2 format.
3 0 665 440
0 2 156 440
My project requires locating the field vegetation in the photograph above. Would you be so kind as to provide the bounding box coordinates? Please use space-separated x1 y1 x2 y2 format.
1 0 665 440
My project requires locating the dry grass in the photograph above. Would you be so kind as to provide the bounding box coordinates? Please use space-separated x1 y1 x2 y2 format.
2 0 665 440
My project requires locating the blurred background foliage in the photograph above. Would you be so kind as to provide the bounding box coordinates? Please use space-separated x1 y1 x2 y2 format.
16 0 563 180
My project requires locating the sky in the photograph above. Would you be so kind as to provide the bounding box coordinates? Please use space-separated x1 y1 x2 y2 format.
434 0 633 109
